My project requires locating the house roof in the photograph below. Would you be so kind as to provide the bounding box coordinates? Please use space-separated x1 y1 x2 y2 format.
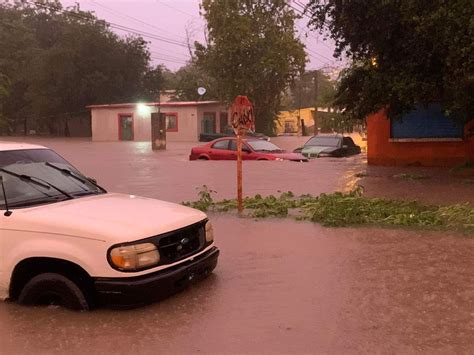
87 101 221 109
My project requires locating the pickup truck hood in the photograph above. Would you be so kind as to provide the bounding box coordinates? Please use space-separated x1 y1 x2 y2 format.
6 193 207 243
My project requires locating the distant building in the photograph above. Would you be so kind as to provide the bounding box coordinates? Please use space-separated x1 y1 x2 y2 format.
88 101 228 142
367 104 474 166
276 107 333 135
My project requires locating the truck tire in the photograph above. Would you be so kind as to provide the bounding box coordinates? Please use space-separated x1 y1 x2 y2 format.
18 273 90 311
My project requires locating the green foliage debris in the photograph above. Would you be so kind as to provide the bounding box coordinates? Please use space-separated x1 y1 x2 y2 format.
183 185 474 233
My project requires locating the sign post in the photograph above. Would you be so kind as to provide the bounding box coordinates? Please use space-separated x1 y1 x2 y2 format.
230 96 255 214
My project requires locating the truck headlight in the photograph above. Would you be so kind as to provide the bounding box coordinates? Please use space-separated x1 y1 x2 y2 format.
205 221 214 242
109 243 160 271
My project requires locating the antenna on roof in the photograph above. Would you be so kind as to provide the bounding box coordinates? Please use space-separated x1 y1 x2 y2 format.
197 87 206 101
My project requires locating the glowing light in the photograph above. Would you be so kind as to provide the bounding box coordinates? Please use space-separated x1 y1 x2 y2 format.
137 103 151 116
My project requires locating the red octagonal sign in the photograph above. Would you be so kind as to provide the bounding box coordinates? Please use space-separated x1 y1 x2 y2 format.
230 95 255 135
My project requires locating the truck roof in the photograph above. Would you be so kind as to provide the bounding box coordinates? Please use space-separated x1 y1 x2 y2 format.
0 141 48 152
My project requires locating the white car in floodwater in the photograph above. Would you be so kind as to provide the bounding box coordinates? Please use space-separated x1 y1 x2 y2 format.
0 142 219 310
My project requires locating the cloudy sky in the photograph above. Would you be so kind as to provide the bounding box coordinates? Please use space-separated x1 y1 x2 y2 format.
60 0 338 71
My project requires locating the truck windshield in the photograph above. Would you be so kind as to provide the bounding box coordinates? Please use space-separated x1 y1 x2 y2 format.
305 137 341 147
0 149 103 209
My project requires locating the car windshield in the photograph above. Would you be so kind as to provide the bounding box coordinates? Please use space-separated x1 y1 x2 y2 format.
247 140 282 152
0 149 103 209
305 137 341 147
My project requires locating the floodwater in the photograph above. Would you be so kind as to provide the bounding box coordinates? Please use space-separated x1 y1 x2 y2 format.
0 138 473 353
1 218 472 353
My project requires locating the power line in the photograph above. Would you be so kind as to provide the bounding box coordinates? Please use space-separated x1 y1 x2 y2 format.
154 0 199 19
287 1 312 20
28 0 335 69
28 1 193 50
297 23 334 52
293 0 307 12
100 22 192 48
89 0 188 43
291 1 335 52
149 50 189 62
150 55 187 65
306 46 334 62
286 1 336 63
148 42 191 58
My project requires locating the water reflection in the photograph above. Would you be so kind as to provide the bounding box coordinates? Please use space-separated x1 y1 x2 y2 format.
0 275 220 353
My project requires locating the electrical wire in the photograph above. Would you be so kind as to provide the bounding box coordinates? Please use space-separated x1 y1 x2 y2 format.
289 0 335 52
27 1 193 49
154 0 199 19
150 55 188 65
89 0 188 43
26 0 338 70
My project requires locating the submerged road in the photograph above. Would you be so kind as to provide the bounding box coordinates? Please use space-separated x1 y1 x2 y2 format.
0 138 472 353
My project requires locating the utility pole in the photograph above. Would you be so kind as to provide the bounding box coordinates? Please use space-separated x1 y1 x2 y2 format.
151 89 166 150
297 78 302 134
313 70 319 135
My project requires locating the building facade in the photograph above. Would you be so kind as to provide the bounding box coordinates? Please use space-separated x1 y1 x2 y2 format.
88 101 229 142
277 107 338 136
367 105 474 166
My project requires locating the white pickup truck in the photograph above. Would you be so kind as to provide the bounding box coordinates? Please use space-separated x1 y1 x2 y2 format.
0 142 219 310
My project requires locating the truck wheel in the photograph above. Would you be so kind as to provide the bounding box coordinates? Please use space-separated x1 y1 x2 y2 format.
18 273 90 311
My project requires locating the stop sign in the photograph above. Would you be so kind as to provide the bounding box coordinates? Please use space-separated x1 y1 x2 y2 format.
230 95 255 135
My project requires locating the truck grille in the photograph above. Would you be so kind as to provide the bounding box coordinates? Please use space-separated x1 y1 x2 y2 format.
156 220 206 264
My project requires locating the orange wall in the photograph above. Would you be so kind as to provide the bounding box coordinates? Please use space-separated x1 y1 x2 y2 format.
367 110 474 166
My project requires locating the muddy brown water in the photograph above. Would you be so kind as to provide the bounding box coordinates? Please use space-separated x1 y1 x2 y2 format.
0 138 473 353
1 218 472 353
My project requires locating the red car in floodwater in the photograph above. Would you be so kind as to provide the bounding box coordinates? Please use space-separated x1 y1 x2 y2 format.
189 137 308 161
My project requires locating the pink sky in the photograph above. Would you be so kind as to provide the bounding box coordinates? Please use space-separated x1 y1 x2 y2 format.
60 0 338 71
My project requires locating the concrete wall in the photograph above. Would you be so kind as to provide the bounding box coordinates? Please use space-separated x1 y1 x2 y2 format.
166 106 199 142
91 103 229 142
91 107 156 141
367 110 474 166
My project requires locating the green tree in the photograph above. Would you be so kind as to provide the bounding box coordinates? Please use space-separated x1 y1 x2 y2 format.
195 0 306 134
284 70 336 110
0 1 159 136
307 0 474 122
142 65 167 101
25 4 151 135
0 74 11 132
171 62 217 101
0 2 38 134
